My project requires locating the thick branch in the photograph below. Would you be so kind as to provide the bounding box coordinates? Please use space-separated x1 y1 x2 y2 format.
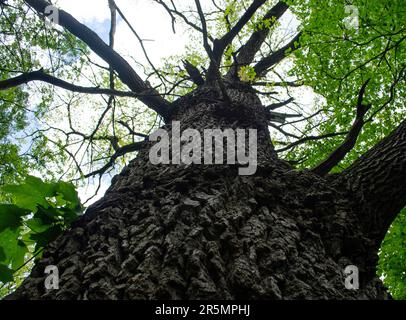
24 0 170 119
338 119 406 243
194 0 230 101
84 141 145 178
267 110 302 124
194 0 213 58
312 79 371 176
111 1 166 87
265 97 294 110
215 0 267 58
206 0 267 80
226 1 289 79
254 31 302 76
0 69 145 98
108 0 117 90
183 60 205 86
276 131 348 153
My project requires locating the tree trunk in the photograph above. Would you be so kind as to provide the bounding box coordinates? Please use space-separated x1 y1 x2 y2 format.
7 84 398 300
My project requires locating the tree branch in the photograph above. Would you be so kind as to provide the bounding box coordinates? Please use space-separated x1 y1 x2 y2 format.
153 0 214 41
312 79 371 176
111 0 167 88
267 110 302 124
0 69 149 98
205 0 268 81
215 0 267 58
194 0 230 101
265 97 294 110
183 60 205 86
108 0 117 90
276 131 348 153
254 31 302 76
337 118 406 243
226 1 289 79
83 141 145 178
253 80 304 87
194 0 213 58
117 120 148 138
24 0 170 119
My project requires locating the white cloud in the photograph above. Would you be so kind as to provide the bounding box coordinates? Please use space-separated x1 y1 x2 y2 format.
56 0 188 68
57 0 110 23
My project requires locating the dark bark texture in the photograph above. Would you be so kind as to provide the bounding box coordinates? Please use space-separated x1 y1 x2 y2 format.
7 85 404 300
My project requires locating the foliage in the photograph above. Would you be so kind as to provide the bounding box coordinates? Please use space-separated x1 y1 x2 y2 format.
378 207 406 299
0 0 89 185
0 175 83 294
238 65 257 82
285 0 405 170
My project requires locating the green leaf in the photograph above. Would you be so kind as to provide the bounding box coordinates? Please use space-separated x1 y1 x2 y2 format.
0 228 28 270
0 204 29 232
0 264 14 283
30 225 63 250
11 240 28 270
33 206 63 224
238 65 256 82
2 175 56 211
0 247 5 261
59 208 80 225
55 181 81 210
25 218 52 234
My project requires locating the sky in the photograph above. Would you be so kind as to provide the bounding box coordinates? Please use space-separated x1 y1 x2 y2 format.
58 0 189 71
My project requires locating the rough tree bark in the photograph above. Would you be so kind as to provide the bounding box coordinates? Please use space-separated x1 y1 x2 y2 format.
6 83 405 300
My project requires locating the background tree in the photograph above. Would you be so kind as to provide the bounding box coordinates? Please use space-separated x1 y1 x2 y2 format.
0 0 405 299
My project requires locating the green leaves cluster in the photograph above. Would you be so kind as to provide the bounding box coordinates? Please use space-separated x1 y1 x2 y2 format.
378 207 406 299
238 65 257 82
284 0 405 165
0 176 83 285
0 0 89 185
